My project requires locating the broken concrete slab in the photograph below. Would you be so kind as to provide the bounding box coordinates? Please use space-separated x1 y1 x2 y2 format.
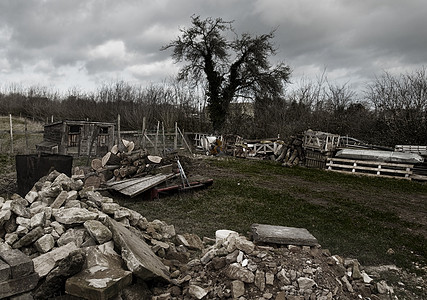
34 234 55 253
12 226 44 249
50 190 68 209
65 243 132 300
0 209 11 226
33 242 79 278
52 207 98 225
251 224 318 246
106 217 170 282
83 220 112 244
0 272 39 299
0 258 10 282
32 249 85 300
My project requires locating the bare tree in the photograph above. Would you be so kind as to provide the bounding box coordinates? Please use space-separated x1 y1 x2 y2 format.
162 15 291 131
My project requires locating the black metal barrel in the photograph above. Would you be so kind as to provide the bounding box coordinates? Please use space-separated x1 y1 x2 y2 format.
16 154 73 196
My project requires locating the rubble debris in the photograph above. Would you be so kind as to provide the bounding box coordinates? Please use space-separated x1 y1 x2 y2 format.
107 217 171 282
0 249 39 299
65 242 132 300
0 170 405 299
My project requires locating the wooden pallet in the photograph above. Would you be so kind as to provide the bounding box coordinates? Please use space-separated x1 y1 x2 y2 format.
305 149 332 169
395 145 427 156
326 158 413 180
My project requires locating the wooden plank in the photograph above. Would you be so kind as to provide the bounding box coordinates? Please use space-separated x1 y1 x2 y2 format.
105 175 157 189
326 157 413 179
327 163 412 174
411 174 427 181
108 173 176 197
328 158 413 168
327 169 411 180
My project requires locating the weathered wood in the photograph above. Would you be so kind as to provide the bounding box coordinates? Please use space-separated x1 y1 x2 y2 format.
326 158 413 179
110 144 119 155
9 114 13 154
102 151 121 166
119 166 138 178
147 155 162 164
91 158 103 171
177 126 192 154
105 173 177 197
84 174 103 188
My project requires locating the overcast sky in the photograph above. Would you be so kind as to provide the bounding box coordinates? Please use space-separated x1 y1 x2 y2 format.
1 0 426 96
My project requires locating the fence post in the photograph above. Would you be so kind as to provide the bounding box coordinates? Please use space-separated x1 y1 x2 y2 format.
141 116 146 149
117 114 121 145
25 118 28 154
174 122 178 150
9 114 13 154
162 122 166 154
155 121 159 155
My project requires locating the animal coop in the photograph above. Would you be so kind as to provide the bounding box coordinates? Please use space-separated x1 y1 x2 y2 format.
36 120 115 157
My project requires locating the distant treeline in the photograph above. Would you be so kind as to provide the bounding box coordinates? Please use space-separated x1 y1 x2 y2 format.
1 68 426 147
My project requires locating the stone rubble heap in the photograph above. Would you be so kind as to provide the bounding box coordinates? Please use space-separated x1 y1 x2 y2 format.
0 170 395 299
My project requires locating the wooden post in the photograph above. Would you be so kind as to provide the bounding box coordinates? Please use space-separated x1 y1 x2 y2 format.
142 116 146 149
9 114 13 154
174 122 178 150
162 122 166 154
25 118 28 154
51 115 54 123
155 121 159 155
117 114 121 145
177 126 192 155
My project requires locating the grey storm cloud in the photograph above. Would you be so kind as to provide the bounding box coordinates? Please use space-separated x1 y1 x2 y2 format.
0 0 426 93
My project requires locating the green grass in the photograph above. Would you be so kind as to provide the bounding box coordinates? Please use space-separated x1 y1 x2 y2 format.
115 157 427 276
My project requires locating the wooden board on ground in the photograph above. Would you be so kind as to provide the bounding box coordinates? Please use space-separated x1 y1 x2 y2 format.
326 157 413 179
105 173 177 197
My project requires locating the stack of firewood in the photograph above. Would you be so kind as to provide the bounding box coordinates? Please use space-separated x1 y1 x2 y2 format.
274 135 305 167
78 140 170 188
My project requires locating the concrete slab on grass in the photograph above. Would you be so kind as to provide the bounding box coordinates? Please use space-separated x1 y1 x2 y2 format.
251 224 318 246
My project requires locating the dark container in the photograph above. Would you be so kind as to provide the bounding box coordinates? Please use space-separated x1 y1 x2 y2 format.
16 154 73 197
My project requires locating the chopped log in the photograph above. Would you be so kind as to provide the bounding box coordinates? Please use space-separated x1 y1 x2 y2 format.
102 151 121 167
119 166 138 178
96 168 114 181
136 164 146 174
103 164 121 171
147 155 162 164
84 173 104 188
91 158 103 171
113 168 121 177
122 151 145 164
110 144 119 155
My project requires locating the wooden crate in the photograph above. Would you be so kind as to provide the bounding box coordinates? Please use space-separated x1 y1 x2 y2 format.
305 149 330 169
326 158 413 180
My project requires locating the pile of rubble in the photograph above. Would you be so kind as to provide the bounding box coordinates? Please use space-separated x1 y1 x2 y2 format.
0 170 395 299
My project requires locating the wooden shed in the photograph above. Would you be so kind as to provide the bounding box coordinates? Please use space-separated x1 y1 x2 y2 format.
36 120 115 157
